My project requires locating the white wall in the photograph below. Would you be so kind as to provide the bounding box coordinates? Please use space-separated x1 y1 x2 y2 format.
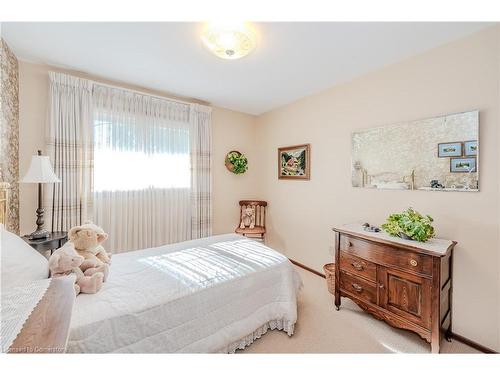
255 26 500 351
212 107 257 234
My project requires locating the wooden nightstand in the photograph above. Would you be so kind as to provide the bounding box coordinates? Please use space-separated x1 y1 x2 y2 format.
22 231 68 255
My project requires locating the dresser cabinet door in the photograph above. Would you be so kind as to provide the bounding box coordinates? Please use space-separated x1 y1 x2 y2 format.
378 266 432 329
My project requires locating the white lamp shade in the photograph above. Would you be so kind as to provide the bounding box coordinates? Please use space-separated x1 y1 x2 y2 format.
21 155 61 183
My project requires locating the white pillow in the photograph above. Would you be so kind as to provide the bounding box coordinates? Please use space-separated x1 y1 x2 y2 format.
1 226 49 289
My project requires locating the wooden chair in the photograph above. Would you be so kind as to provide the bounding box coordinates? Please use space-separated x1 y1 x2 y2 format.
235 200 267 241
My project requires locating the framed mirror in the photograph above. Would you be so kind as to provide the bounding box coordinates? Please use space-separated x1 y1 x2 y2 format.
351 110 479 192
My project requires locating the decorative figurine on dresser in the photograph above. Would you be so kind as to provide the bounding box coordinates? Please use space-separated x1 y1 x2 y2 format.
332 211 456 353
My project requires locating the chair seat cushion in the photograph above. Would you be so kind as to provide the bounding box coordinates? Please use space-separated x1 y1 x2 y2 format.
235 226 266 235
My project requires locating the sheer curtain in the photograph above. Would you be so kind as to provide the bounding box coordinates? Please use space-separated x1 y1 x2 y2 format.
45 72 94 232
92 85 195 253
45 72 212 253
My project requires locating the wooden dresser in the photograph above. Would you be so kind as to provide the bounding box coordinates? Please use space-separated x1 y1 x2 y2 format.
332 223 456 353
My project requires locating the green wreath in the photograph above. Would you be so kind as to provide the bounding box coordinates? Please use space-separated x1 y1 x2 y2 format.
225 151 248 174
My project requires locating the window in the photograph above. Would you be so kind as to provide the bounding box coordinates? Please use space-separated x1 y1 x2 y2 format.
93 119 191 192
91 86 205 253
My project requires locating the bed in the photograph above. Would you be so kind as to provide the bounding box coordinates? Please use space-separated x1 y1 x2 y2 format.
1 222 302 353
68 234 301 353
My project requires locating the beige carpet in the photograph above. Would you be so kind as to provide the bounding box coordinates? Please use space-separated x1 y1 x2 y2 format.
242 266 479 353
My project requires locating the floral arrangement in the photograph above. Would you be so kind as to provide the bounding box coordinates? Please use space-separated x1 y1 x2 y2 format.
381 207 435 242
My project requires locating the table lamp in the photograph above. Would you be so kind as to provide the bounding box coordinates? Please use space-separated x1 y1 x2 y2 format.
20 150 60 239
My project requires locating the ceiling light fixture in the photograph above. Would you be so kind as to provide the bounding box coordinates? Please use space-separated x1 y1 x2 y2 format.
201 22 256 60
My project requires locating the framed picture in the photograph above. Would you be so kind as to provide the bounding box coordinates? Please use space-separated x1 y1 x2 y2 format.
464 140 478 156
438 142 462 157
450 157 477 173
278 144 310 180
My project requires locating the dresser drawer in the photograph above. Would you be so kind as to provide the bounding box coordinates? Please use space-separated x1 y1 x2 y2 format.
341 235 432 277
339 251 376 282
340 271 377 305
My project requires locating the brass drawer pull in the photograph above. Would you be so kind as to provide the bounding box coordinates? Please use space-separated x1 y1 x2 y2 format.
351 261 364 271
409 259 418 267
351 283 363 292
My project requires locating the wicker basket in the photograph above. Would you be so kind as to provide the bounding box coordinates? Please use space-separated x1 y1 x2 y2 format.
323 263 335 294
224 150 241 173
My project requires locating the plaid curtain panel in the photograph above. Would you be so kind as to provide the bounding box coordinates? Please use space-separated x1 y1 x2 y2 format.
44 72 94 232
190 104 212 239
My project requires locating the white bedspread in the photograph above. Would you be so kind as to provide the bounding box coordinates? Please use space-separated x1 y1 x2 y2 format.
68 234 302 353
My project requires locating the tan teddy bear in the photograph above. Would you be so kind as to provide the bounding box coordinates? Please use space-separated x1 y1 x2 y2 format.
240 206 256 229
68 220 111 281
48 242 104 295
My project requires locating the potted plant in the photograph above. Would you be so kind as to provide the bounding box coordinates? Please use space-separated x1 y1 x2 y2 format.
381 207 435 242
225 151 248 175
